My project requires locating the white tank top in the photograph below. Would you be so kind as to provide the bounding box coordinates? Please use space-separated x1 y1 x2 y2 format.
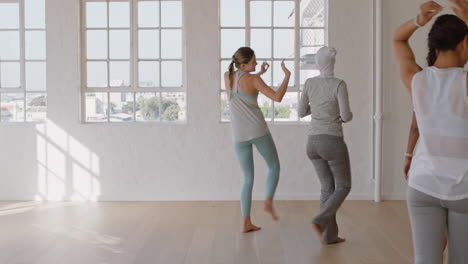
409 66 468 200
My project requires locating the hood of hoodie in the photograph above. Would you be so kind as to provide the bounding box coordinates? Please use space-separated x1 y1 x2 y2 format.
316 46 337 78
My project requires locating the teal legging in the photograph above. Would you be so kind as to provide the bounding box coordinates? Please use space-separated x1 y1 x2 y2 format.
234 133 280 217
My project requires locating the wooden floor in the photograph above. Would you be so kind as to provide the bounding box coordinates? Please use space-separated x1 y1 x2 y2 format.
0 200 413 264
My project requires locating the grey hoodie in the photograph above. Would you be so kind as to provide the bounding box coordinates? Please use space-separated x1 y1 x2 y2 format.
298 46 353 137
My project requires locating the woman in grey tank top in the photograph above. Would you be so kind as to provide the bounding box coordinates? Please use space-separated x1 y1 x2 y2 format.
298 46 353 244
224 47 291 233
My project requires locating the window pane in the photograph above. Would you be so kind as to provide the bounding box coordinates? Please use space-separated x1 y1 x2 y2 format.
300 45 321 60
220 60 231 89
221 29 244 59
109 1 130 28
110 61 130 87
86 2 107 28
161 61 182 87
87 30 107 59
1 62 20 88
139 61 159 87
26 93 46 121
299 29 325 57
110 92 134 122
0 3 19 29
273 60 294 88
110 30 130 59
161 92 185 122
220 0 244 27
274 29 294 58
0 31 20 60
26 62 46 91
300 66 320 90
161 30 181 58
274 92 297 121
26 31 46 60
161 1 182 28
25 0 45 29
85 93 108 122
220 91 230 122
301 0 325 27
138 1 159 27
258 93 272 121
0 93 24 122
274 1 295 27
136 92 160 121
251 29 271 59
250 1 271 27
87 62 107 87
139 30 159 59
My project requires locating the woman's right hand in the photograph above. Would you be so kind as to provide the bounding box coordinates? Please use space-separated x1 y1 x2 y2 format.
449 0 468 23
403 156 412 180
281 60 291 77
418 1 443 26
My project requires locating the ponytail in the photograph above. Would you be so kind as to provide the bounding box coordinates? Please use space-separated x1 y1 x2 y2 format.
228 47 255 86
228 60 235 87
426 46 437 66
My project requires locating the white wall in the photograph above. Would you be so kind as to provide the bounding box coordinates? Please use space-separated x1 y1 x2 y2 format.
0 0 430 201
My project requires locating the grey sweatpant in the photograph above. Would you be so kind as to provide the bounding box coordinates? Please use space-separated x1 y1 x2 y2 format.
306 134 351 244
407 187 468 264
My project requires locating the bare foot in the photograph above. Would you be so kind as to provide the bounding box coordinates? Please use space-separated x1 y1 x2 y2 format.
335 237 346 244
311 223 325 244
264 201 279 221
242 223 261 233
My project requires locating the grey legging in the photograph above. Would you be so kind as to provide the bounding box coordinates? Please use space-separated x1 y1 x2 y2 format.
306 134 351 244
407 187 468 264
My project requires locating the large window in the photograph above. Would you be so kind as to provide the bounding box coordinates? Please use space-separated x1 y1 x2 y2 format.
82 0 185 123
0 0 46 123
220 0 327 122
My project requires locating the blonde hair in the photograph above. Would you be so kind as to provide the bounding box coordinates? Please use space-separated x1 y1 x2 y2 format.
228 47 255 86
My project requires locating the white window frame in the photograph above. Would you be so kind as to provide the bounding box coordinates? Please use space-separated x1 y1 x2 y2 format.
80 0 186 123
219 0 328 123
0 0 47 123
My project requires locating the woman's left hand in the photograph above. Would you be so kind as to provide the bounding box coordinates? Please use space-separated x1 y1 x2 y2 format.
418 1 443 26
259 62 269 74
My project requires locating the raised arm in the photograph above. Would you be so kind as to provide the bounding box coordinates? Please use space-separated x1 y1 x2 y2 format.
252 61 291 102
393 1 442 94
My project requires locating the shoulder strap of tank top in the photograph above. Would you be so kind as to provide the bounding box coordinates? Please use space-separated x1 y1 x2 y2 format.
232 71 240 93
233 71 247 94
